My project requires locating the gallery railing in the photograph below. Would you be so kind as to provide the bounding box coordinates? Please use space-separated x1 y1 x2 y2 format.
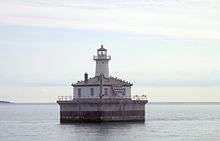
132 95 147 101
93 55 111 60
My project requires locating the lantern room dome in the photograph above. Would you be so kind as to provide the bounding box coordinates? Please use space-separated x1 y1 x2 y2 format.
97 45 107 51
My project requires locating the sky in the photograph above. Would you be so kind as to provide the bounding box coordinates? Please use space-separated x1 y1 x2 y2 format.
0 0 220 102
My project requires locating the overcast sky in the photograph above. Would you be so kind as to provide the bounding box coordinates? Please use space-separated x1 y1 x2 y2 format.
0 0 220 102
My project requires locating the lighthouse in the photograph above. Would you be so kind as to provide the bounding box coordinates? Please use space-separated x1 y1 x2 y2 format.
93 45 111 77
57 44 148 123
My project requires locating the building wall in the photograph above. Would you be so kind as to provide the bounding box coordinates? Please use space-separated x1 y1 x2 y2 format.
95 60 109 77
73 86 99 98
58 99 147 122
73 86 131 99
125 87 131 98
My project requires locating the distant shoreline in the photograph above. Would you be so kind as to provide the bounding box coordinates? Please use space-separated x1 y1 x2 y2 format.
149 102 220 105
0 101 13 104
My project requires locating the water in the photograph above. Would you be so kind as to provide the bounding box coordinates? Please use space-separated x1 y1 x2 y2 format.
0 103 220 141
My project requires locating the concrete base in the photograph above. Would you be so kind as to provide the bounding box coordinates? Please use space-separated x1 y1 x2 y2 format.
57 98 148 123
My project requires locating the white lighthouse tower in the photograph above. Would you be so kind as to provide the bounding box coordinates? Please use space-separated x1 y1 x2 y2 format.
93 45 111 77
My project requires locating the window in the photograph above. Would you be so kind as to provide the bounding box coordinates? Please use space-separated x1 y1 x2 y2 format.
90 88 94 96
78 88 81 98
122 89 126 95
104 88 108 95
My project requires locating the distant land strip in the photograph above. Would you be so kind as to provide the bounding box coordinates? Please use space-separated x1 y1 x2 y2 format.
0 100 13 104
149 102 220 105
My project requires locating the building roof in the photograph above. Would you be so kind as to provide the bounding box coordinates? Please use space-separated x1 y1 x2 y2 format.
72 76 133 87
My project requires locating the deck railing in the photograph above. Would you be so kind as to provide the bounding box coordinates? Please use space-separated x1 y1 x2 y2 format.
58 96 73 101
132 95 147 101
58 95 147 101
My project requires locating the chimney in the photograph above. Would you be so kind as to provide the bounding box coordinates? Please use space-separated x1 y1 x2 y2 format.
84 73 88 82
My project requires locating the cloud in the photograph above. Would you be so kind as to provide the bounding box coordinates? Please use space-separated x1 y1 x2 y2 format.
0 0 220 39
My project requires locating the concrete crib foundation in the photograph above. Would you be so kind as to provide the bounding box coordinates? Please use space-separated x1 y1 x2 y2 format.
57 98 148 123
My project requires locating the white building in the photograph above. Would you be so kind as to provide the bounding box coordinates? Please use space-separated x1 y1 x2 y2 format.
72 45 133 99
58 45 147 123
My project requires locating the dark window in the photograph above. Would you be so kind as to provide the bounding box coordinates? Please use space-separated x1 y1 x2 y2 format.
90 88 94 96
78 88 81 98
122 89 126 95
104 88 108 95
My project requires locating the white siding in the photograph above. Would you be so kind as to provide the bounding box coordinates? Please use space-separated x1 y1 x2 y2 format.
95 60 109 77
74 86 131 99
125 87 131 98
74 86 99 98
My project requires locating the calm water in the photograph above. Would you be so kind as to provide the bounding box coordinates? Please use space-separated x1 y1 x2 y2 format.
0 103 220 141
